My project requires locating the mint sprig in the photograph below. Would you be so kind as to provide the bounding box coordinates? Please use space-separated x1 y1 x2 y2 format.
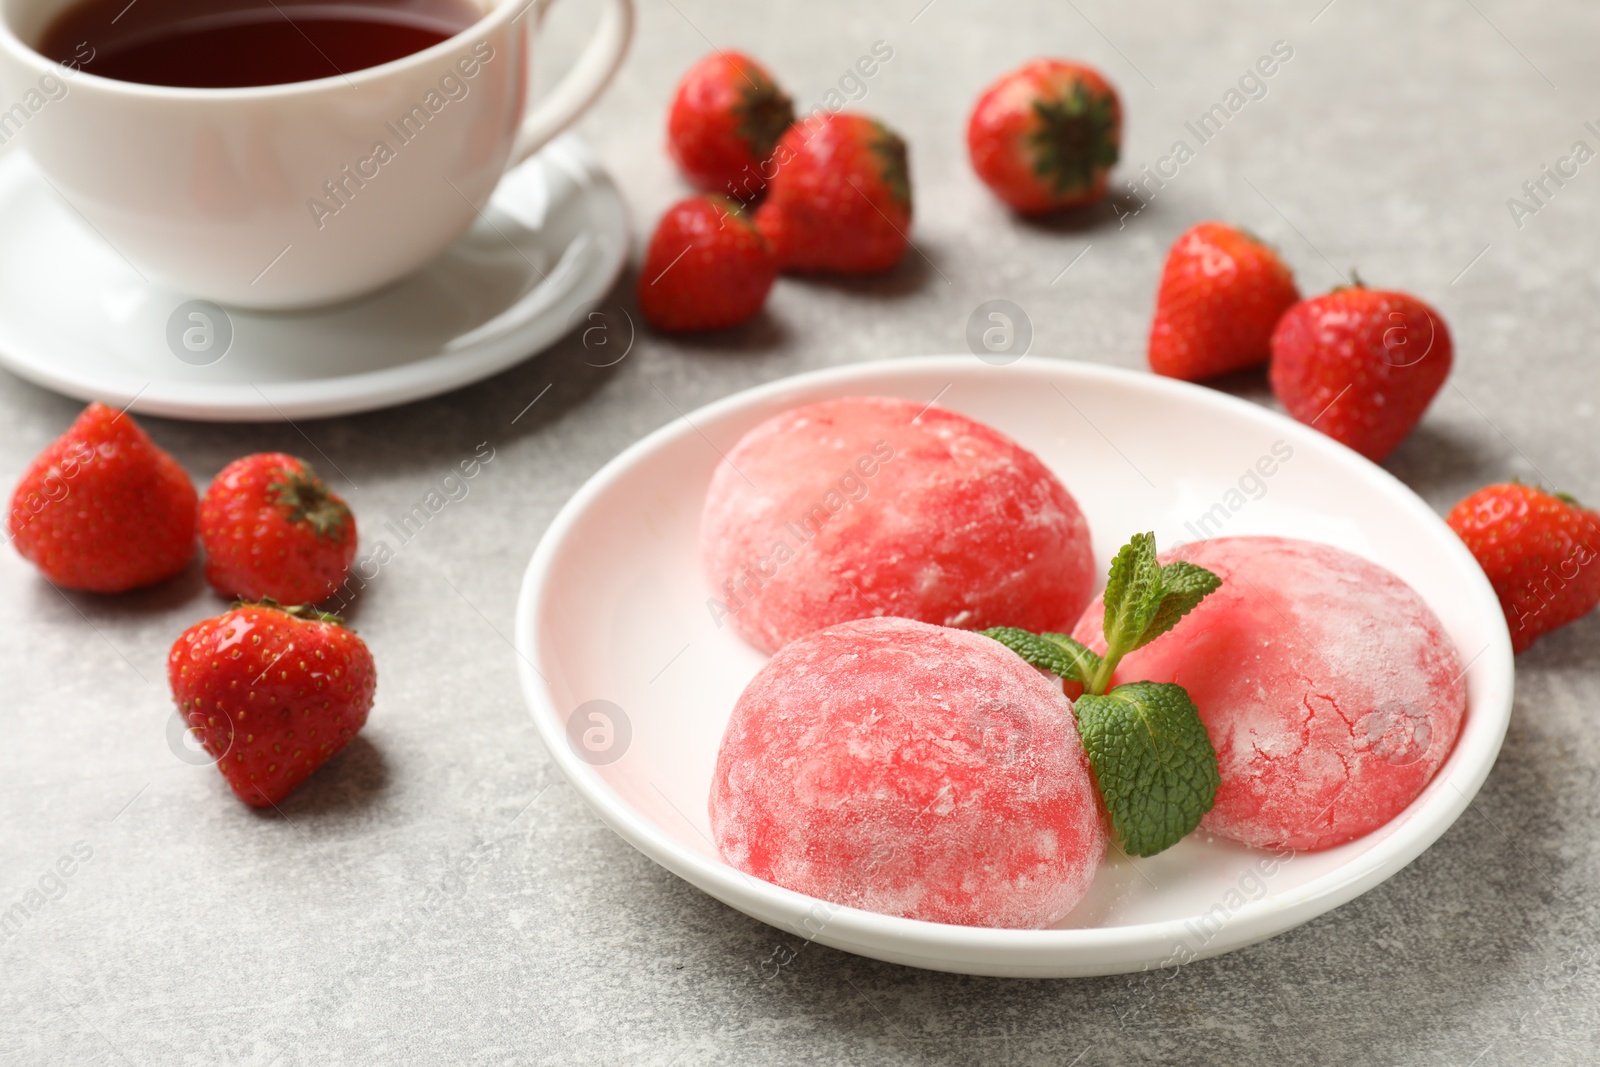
1087 533 1222 693
981 532 1223 857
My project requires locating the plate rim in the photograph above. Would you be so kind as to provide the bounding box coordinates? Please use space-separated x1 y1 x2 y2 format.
0 135 629 423
514 354 1515 977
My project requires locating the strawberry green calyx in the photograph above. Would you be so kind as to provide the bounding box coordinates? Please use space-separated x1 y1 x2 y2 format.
237 596 347 627
269 462 352 542
1028 80 1119 195
983 532 1222 857
1512 479 1586 509
734 72 795 159
1506 477 1584 508
710 195 760 232
1332 269 1368 293
870 123 913 212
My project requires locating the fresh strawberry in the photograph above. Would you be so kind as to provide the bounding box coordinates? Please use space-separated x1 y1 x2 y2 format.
1269 285 1452 462
1447 483 1600 653
1148 222 1300 381
667 51 794 200
200 453 356 604
755 112 912 274
169 602 377 807
638 195 776 332
966 59 1121 214
7 401 196 592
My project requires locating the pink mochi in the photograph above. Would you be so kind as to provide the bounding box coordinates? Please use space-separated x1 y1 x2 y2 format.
700 395 1095 654
709 617 1107 929
1072 536 1466 852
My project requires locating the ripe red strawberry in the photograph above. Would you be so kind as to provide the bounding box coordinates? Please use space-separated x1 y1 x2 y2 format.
668 51 794 200
7 401 196 592
1148 222 1300 381
200 453 356 604
755 112 912 274
1447 483 1600 653
1269 285 1452 462
638 195 776 332
966 59 1121 214
169 602 377 807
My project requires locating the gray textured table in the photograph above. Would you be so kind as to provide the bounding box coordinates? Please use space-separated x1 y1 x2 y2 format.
4 1 1598 1063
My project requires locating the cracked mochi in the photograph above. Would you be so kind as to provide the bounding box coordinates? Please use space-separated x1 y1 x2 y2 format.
1072 536 1466 851
701 395 1095 654
709 617 1106 929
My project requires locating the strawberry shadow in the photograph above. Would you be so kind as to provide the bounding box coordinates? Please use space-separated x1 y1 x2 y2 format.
428 271 639 446
1514 608 1600 670
1012 191 1149 236
36 554 210 623
1145 372 1498 509
314 570 373 628
1188 364 1275 407
656 307 791 355
251 733 391 820
1383 422 1500 499
776 245 942 300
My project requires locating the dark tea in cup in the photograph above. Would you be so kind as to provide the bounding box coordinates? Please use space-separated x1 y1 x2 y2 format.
39 0 483 88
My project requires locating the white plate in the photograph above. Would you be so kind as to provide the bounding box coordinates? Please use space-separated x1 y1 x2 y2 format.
514 356 1514 978
0 135 627 422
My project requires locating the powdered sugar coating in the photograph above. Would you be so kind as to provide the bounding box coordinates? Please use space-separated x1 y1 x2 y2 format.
709 617 1107 929
1072 536 1466 851
701 396 1095 654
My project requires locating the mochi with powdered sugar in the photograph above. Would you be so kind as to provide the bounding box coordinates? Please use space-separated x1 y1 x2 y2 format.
700 395 1095 654
1072 536 1466 851
709 616 1107 929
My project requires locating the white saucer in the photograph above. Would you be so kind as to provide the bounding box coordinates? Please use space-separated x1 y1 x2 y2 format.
514 355 1514 978
0 135 628 422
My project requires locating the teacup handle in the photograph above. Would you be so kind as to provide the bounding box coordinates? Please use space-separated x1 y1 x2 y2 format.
506 0 634 167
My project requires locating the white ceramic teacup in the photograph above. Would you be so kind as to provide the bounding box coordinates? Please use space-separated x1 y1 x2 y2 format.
0 0 632 308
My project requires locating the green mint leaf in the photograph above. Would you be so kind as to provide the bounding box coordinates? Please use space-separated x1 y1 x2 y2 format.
981 627 1102 686
1073 681 1220 857
1100 532 1163 657
1091 532 1163 692
1135 560 1222 650
1038 632 1102 685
